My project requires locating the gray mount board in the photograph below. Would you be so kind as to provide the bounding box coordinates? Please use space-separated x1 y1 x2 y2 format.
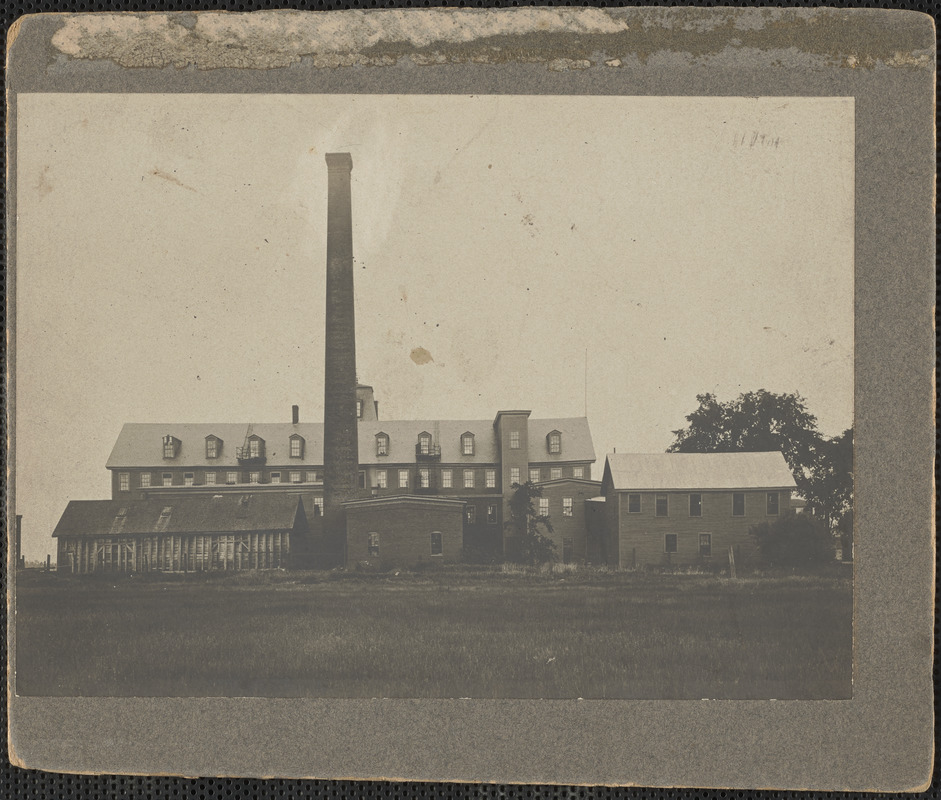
5 8 935 790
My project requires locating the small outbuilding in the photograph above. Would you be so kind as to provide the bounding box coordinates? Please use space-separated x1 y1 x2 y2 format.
600 451 797 569
53 494 308 574
342 495 465 570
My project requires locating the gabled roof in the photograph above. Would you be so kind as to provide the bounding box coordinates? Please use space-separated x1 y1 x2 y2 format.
106 417 596 468
604 451 796 491
52 495 304 538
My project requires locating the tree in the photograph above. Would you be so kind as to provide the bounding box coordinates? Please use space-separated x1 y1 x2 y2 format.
669 390 852 527
750 511 834 568
504 482 556 565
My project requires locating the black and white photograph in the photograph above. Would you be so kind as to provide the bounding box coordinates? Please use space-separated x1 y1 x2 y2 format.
13 90 855 701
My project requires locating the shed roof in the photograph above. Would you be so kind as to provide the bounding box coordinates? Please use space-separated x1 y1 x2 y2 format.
52 494 304 538
604 451 796 491
106 417 595 468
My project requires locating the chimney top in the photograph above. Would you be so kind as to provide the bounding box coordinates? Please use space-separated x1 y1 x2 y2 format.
292 405 299 425
325 152 353 172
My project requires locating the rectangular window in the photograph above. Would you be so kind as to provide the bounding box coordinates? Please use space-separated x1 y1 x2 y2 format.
249 472 260 484
399 470 409 488
313 497 324 516
441 469 452 489
573 466 584 479
163 440 175 458
485 469 496 488
290 471 301 484
290 438 302 458
377 470 387 489
628 493 641 513
538 498 549 516
461 435 474 455
358 471 366 489
548 433 561 454
205 472 216 486
510 467 520 485
732 493 745 516
509 431 520 449
699 533 712 557
306 471 319 483
465 505 476 524
184 472 195 486
464 470 475 489
419 468 430 489
487 505 497 524
563 497 573 517
529 468 540 483
376 436 388 456
767 492 779 515
664 533 678 553
563 538 574 563
689 493 702 517
227 471 238 485
550 467 562 480
119 473 129 492
430 531 443 556
356 400 364 419
249 439 261 458
368 532 379 557
140 472 152 488
656 494 668 517
270 472 281 484
419 435 431 455
206 439 217 459
162 473 173 487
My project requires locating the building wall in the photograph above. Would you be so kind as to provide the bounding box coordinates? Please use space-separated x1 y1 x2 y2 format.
528 480 601 563
345 502 463 570
56 529 292 574
614 489 792 568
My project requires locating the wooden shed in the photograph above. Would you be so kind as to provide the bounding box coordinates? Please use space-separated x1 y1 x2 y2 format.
53 494 308 574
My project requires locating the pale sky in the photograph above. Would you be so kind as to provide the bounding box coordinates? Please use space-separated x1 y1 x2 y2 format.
15 93 854 560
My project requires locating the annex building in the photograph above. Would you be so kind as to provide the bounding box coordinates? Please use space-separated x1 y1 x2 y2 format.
597 451 797 569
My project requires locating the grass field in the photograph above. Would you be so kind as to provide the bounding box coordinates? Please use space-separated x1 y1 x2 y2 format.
14 566 853 699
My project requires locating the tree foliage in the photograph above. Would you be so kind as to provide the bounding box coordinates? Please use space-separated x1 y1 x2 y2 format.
668 390 852 528
504 482 556 565
750 511 835 568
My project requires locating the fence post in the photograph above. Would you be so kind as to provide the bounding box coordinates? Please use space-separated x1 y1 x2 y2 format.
728 545 736 579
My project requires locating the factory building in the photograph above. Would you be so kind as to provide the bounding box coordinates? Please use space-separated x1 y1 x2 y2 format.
52 152 598 573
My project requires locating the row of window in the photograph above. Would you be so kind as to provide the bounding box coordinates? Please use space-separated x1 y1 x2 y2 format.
627 492 780 517
515 465 584 483
536 497 575 517
367 531 444 558
164 434 305 461
119 470 322 490
375 430 564 457
663 533 714 557
375 468 499 490
465 504 499 525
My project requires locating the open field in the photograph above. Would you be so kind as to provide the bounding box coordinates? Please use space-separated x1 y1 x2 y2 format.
14 567 853 699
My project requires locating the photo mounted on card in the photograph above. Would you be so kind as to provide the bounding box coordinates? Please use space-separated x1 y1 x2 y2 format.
6 8 934 790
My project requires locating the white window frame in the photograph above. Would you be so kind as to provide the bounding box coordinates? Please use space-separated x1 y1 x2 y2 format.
419 468 430 488
509 431 520 449
376 470 387 489
485 469 496 488
249 472 260 484
573 466 584 479
538 498 549 516
550 467 562 480
227 471 239 485
464 470 475 489
204 472 216 486
290 437 303 458
206 438 218 459
376 434 388 456
140 472 152 488
628 493 641 513
656 494 669 517
290 471 302 484
510 467 520 485
441 469 452 489
563 497 573 517
184 472 195 486
548 432 561 454
162 472 173 487
529 468 540 483
664 533 678 554
368 531 379 557
732 493 746 517
399 469 409 489
461 434 475 456
270 472 281 484
306 471 319 483
699 533 713 557
119 473 129 492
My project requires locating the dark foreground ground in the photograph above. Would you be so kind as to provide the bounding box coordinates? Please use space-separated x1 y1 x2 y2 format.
14 566 853 699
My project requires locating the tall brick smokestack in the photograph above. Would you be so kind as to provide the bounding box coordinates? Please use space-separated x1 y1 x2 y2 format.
322 152 358 567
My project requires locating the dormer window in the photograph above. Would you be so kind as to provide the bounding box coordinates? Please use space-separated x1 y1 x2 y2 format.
162 435 180 459
418 432 432 455
547 430 562 455
376 433 389 457
461 432 475 456
205 435 222 459
289 434 305 459
249 437 263 458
